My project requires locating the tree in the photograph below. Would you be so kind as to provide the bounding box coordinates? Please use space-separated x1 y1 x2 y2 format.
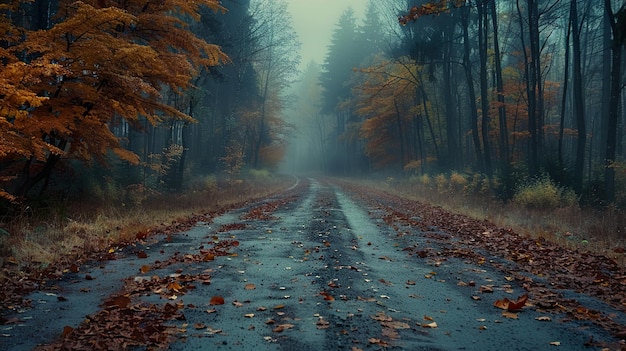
570 0 586 192
0 0 229 199
247 0 300 169
603 0 626 202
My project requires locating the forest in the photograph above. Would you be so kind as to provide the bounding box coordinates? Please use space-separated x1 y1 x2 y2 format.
288 0 626 208
1 0 626 211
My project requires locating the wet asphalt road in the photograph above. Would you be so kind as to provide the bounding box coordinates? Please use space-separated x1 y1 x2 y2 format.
1 178 618 350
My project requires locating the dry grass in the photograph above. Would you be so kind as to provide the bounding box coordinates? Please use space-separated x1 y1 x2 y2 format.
0 175 293 269
361 177 626 263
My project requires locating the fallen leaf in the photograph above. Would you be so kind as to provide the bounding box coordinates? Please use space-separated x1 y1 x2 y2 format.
245 283 256 290
479 285 494 293
62 326 74 338
209 296 225 305
382 327 399 339
502 311 518 319
232 301 244 307
273 304 285 310
368 338 389 346
194 323 206 329
106 295 131 308
137 251 148 259
371 311 393 322
549 341 561 346
273 323 294 333
140 265 151 273
167 281 184 293
244 313 255 318
535 316 552 321
316 318 330 329
494 293 528 312
382 320 411 329
421 322 438 328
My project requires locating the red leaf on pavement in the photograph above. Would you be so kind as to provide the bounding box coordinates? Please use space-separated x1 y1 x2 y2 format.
209 295 225 305
494 293 528 311
62 326 74 338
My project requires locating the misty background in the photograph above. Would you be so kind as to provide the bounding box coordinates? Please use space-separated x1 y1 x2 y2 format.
2 0 626 207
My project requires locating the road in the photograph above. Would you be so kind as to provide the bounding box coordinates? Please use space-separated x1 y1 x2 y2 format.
2 178 621 350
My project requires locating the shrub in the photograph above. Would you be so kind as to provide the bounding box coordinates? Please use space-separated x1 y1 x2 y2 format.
463 173 490 195
247 169 272 182
204 175 218 192
435 174 448 192
449 171 468 192
513 175 576 209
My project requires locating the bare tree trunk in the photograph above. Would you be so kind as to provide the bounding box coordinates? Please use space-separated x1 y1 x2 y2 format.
478 1 492 176
603 0 626 203
571 0 586 192
490 0 509 170
461 5 484 172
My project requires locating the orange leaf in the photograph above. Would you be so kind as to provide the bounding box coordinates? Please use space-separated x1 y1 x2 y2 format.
62 326 74 338
69 264 79 273
203 254 215 261
507 293 528 311
209 296 225 305
140 265 151 273
167 282 184 293
244 283 256 290
494 293 528 311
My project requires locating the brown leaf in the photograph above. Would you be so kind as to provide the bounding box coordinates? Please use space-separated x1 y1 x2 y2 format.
244 283 256 290
273 323 294 333
167 281 184 293
494 293 528 311
502 311 519 319
62 326 74 338
209 296 225 305
106 295 131 308
137 251 148 259
371 311 393 322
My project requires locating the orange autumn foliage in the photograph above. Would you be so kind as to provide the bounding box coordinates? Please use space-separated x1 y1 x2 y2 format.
0 0 229 199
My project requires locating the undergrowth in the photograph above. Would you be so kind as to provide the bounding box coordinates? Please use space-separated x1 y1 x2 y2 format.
0 173 290 269
379 173 626 264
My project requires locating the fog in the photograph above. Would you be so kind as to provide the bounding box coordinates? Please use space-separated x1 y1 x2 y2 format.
287 0 368 69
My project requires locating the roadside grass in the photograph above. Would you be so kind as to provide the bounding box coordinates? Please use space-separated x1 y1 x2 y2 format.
362 174 626 265
0 174 292 269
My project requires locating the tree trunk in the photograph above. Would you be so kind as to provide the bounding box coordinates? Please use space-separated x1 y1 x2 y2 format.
478 1 492 177
571 0 586 192
603 0 625 203
461 5 484 172
490 0 508 169
15 138 67 198
442 21 459 169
